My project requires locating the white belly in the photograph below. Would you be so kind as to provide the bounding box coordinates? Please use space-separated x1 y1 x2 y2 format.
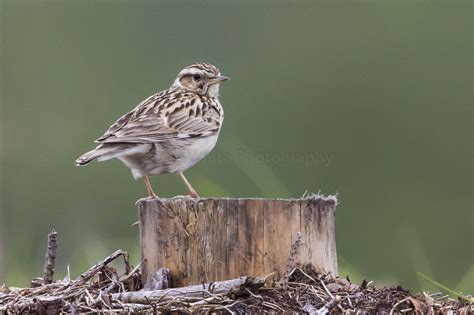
117 134 219 179
166 134 219 174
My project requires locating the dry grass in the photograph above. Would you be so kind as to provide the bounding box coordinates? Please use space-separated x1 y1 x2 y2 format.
1 250 472 314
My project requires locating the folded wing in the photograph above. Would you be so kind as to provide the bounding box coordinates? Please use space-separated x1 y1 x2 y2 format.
95 90 222 144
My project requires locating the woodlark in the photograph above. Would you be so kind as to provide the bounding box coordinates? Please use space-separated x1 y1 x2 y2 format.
76 62 229 198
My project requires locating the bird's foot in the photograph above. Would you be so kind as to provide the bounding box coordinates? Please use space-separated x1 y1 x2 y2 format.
135 195 160 206
149 193 159 199
171 194 199 199
188 191 200 198
171 195 188 199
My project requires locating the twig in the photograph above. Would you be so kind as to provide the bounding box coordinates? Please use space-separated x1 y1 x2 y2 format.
390 297 411 315
67 250 126 290
320 280 335 301
43 229 58 285
114 277 257 304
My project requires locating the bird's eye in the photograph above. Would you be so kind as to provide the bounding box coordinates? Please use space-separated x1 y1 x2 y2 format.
193 74 202 81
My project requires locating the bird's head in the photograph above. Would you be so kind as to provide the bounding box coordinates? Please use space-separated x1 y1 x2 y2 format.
172 62 229 97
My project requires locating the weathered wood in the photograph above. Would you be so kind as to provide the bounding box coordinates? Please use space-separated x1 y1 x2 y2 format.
138 194 337 287
112 276 265 304
144 267 171 290
42 229 58 285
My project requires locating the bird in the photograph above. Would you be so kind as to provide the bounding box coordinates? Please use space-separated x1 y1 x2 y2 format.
76 62 229 199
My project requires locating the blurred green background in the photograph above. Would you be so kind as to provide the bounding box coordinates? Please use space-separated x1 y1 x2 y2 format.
0 0 472 294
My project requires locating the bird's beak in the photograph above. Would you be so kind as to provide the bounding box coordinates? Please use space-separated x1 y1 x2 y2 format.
209 75 230 84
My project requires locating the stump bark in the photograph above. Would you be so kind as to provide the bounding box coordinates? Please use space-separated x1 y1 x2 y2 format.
138 195 337 287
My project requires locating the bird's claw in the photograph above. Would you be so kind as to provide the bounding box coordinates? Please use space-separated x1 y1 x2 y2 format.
187 189 200 198
171 194 200 199
135 195 160 206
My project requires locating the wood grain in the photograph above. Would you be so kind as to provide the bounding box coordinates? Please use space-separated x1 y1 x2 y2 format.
138 195 337 287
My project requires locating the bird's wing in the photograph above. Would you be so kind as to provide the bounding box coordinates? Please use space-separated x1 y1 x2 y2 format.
95 89 222 144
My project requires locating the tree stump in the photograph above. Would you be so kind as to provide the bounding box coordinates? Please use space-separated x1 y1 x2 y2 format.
137 194 338 287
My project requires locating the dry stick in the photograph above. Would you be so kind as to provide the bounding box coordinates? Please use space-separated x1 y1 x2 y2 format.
121 251 133 291
64 250 126 294
43 229 58 285
122 251 131 275
389 297 411 315
113 277 260 304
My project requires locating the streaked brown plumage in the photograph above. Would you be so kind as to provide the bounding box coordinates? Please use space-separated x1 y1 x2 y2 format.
76 62 229 198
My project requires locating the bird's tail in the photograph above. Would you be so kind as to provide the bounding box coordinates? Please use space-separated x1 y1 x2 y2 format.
75 144 146 166
76 145 114 166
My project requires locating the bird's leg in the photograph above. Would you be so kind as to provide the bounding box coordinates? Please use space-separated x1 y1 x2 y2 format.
143 176 158 199
178 173 199 198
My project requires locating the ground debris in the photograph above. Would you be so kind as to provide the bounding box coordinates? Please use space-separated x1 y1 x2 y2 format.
0 254 471 314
